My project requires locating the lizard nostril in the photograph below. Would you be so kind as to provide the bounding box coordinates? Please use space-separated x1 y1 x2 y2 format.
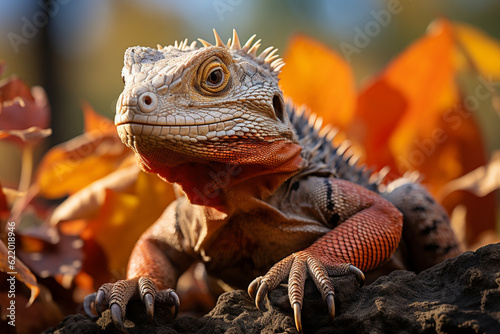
138 92 158 113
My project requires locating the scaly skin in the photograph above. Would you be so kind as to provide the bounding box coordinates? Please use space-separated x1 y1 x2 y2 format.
84 30 462 332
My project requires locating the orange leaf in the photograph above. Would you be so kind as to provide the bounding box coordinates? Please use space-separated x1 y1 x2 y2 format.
0 240 39 306
82 101 115 134
35 106 132 199
351 19 458 175
84 171 176 274
280 35 356 130
50 163 143 225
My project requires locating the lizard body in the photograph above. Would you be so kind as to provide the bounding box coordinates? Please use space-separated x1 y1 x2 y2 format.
84 30 462 332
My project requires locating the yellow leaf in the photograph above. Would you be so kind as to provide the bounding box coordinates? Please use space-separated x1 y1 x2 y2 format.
36 132 131 199
84 171 176 274
453 22 500 78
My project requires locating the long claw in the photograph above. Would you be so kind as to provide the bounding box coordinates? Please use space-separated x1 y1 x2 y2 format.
326 293 335 319
83 293 98 318
143 293 155 322
95 289 107 316
348 265 365 287
255 281 269 311
248 276 262 300
110 303 127 333
293 302 302 332
169 290 180 318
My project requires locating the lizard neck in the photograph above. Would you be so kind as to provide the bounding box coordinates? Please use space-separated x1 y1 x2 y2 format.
135 140 304 213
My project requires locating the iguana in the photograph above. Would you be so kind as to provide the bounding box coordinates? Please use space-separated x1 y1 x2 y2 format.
84 30 462 332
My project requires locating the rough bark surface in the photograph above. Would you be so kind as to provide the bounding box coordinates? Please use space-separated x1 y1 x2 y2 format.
46 243 500 334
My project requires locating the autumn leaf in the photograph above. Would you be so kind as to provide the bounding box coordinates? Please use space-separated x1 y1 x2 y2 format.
453 22 500 79
0 185 9 218
281 18 497 246
0 126 52 143
440 150 500 199
280 35 356 131
0 78 50 145
0 240 39 306
17 225 83 280
82 170 176 273
50 163 145 224
36 103 132 199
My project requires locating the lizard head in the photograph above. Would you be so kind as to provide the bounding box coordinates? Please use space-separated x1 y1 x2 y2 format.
115 30 303 208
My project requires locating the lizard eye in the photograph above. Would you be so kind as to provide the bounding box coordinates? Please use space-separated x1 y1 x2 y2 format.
200 57 230 93
207 69 224 86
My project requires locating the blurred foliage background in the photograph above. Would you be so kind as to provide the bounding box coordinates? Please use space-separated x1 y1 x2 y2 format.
1 0 499 193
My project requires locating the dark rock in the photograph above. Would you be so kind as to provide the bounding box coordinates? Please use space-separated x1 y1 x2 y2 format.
45 243 500 333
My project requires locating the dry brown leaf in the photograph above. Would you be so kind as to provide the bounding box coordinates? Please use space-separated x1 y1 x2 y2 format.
0 240 39 306
0 81 50 146
0 126 52 143
440 150 500 198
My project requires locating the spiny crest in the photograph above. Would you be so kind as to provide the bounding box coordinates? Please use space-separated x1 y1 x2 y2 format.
159 29 285 74
288 102 384 191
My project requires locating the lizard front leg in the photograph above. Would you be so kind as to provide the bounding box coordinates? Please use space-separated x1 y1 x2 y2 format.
84 201 194 332
248 178 403 331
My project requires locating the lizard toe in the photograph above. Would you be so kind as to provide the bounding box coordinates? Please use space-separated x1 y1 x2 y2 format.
348 265 365 287
83 292 98 318
247 276 262 300
157 288 180 318
138 277 157 322
143 293 155 322
92 283 113 316
255 280 270 311
110 303 128 333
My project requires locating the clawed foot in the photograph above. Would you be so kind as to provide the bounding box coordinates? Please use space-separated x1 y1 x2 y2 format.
248 251 365 332
83 277 179 333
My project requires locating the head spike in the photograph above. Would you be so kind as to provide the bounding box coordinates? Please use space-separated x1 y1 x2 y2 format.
248 40 261 57
180 38 188 50
264 49 279 63
189 41 198 48
213 29 225 47
242 34 257 52
174 40 179 48
257 46 274 60
198 38 212 48
157 44 163 50
230 29 241 50
273 62 286 72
